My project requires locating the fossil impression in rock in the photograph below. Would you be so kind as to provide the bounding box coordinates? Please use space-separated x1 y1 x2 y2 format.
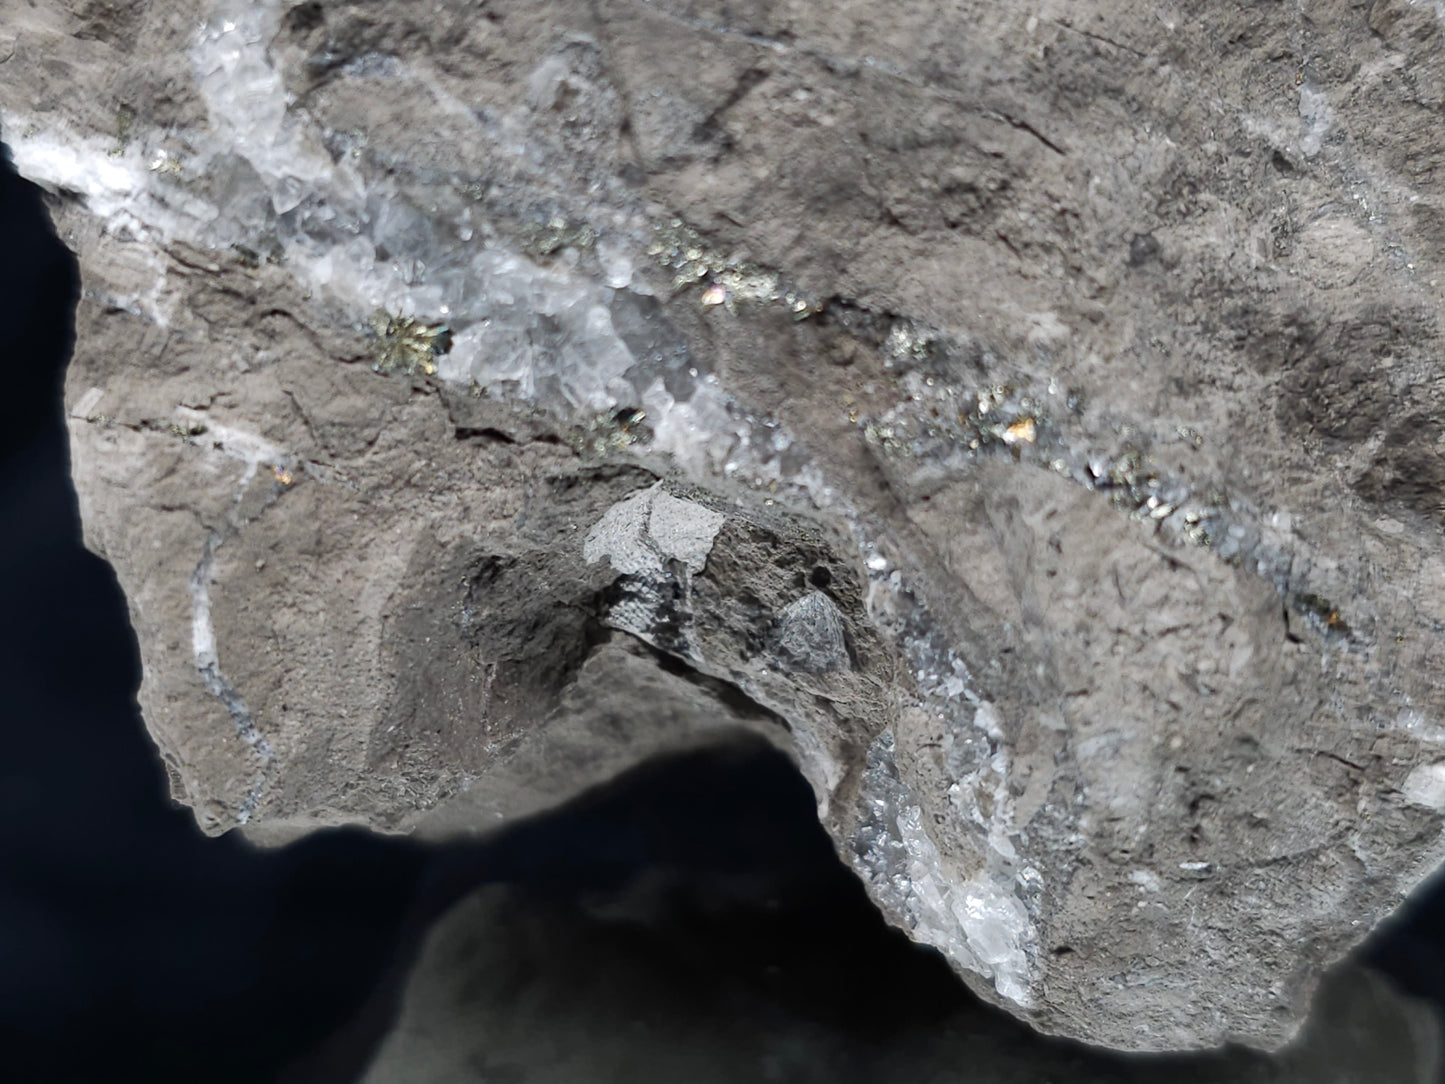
9 0 1445 1053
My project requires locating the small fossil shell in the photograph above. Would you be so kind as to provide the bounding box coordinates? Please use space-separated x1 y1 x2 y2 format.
776 590 851 673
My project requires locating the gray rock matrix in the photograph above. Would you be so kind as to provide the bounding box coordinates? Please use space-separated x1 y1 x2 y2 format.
7 0 1445 1053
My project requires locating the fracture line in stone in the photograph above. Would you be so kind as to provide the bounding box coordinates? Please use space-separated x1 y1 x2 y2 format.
190 522 274 824
180 413 297 824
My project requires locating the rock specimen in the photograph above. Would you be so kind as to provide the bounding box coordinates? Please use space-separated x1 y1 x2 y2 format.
8 0 1445 1052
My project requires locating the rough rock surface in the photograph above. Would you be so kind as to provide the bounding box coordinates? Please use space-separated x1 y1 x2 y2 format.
8 0 1445 1052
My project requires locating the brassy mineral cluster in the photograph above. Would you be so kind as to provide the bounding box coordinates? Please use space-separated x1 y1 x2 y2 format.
8 0 1445 1055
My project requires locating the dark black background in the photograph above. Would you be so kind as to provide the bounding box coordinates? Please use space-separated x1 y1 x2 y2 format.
4 148 1445 1083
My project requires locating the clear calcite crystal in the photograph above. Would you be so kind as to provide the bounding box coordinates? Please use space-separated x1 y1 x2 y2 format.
855 731 1036 1007
14 0 1445 1054
201 0 801 489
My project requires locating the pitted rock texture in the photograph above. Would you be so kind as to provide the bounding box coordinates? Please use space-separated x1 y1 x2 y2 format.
9 0 1445 1052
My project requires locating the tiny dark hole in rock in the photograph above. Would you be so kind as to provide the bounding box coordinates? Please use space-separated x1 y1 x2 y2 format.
283 0 324 32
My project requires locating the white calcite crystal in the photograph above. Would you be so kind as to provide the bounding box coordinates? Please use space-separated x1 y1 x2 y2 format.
855 732 1036 1007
